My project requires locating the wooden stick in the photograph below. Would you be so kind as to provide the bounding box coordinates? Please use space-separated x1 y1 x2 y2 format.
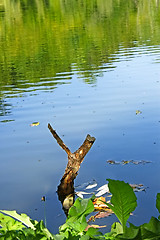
73 134 96 163
48 123 96 214
48 123 71 156
48 123 95 179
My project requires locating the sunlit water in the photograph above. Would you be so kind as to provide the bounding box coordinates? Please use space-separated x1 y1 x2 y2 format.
0 0 160 234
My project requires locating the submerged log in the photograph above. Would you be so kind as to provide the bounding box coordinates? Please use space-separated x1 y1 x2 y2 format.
48 123 96 213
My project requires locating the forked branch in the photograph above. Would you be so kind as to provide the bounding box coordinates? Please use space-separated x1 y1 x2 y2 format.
48 123 71 155
48 123 96 214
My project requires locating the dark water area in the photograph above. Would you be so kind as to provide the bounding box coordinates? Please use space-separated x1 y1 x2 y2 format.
0 0 160 234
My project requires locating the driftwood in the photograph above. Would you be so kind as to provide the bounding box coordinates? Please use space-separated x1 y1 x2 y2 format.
48 123 96 213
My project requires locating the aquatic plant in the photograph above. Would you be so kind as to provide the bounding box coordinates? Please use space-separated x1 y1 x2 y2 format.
1 179 160 239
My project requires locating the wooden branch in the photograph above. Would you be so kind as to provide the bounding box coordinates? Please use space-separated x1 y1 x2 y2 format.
48 123 96 214
63 134 96 178
74 134 96 163
48 122 95 181
48 123 71 156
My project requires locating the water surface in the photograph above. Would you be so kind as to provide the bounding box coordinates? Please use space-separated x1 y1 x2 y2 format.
0 0 160 233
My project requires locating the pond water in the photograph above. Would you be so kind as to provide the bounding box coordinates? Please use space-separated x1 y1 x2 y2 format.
0 0 160 234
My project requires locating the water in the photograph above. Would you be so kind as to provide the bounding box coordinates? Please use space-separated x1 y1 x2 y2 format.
0 0 160 234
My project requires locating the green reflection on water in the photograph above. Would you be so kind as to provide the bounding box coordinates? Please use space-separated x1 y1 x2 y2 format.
0 0 160 89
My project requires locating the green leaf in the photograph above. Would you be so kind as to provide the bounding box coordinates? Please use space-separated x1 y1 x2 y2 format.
0 210 36 230
68 198 94 222
111 222 123 235
156 193 160 219
140 216 160 239
115 223 140 239
67 221 87 233
79 235 90 240
53 235 66 240
0 212 25 232
34 220 54 239
105 179 137 232
86 227 102 237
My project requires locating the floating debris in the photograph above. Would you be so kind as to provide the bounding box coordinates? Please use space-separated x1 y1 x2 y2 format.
131 160 141 165
0 119 15 123
75 180 97 198
130 183 147 192
30 122 40 126
106 160 120 165
75 179 147 201
85 224 106 231
76 192 84 199
107 160 115 164
88 211 112 223
75 179 96 190
96 184 110 197
122 160 132 165
95 191 107 197
75 182 110 198
94 211 112 219
86 182 98 190
87 197 113 223
93 197 111 211
136 110 142 115
106 160 151 165
131 160 152 165
75 191 94 199
41 196 46 201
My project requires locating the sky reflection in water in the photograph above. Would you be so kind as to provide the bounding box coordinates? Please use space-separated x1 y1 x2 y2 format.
0 46 160 232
